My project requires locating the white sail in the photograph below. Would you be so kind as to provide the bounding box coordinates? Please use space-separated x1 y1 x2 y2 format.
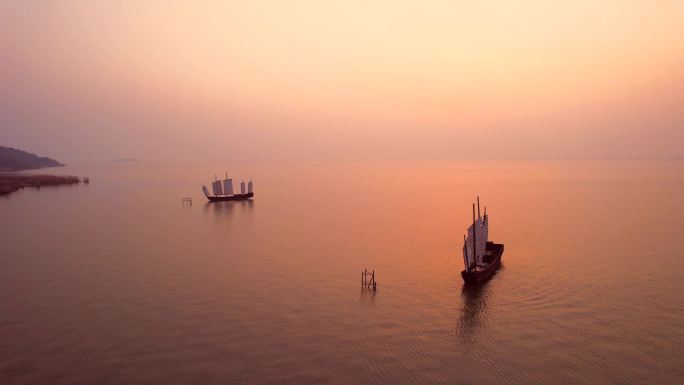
465 216 488 266
202 185 210 197
223 178 234 195
240 180 246 194
211 180 223 196
247 180 253 193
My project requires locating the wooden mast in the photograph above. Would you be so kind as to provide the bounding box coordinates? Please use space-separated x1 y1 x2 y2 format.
464 234 470 272
472 202 477 271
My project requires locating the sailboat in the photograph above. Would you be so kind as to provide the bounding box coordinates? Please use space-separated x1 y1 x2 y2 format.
461 197 504 284
202 173 254 202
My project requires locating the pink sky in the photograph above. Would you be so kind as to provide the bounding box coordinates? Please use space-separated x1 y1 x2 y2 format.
1 1 683 162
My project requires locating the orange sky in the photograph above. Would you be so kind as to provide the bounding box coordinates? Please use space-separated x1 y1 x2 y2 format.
1 1 683 161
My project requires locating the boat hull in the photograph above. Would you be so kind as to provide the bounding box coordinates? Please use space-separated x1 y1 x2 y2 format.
206 192 253 202
461 242 504 284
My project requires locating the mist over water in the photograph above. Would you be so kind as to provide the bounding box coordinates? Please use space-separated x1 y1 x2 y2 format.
1 160 683 384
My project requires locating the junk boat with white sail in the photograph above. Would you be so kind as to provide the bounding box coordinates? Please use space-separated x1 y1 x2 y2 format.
202 173 254 202
461 197 504 284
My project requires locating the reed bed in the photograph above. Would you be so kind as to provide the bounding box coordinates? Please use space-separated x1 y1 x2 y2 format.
0 174 81 196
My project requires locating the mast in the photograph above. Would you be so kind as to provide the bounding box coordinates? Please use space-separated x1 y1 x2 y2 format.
472 202 477 271
477 196 481 219
463 234 470 272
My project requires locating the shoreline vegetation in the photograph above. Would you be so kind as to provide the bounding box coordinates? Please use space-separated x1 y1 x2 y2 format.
0 174 81 196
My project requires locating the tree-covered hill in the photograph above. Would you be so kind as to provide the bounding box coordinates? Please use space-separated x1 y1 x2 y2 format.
0 146 64 172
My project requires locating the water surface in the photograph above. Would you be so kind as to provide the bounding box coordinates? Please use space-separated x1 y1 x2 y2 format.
1 160 683 384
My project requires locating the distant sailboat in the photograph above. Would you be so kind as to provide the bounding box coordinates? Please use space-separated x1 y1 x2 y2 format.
202 172 254 202
461 197 504 284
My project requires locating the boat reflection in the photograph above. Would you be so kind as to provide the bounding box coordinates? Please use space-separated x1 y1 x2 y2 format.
457 282 491 338
203 200 254 229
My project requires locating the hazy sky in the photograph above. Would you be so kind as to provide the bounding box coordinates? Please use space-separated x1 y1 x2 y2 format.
1 1 683 162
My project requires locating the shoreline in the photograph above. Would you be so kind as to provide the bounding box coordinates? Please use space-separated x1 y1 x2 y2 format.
0 174 82 196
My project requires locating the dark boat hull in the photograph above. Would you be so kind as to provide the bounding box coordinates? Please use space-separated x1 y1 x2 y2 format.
206 192 253 202
461 242 504 284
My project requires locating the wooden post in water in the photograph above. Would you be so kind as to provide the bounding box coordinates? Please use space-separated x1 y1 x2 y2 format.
361 268 377 291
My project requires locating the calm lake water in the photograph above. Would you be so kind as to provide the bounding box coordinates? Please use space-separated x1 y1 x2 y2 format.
1 160 683 384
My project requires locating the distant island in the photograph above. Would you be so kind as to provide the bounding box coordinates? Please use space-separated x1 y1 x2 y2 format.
0 146 64 172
